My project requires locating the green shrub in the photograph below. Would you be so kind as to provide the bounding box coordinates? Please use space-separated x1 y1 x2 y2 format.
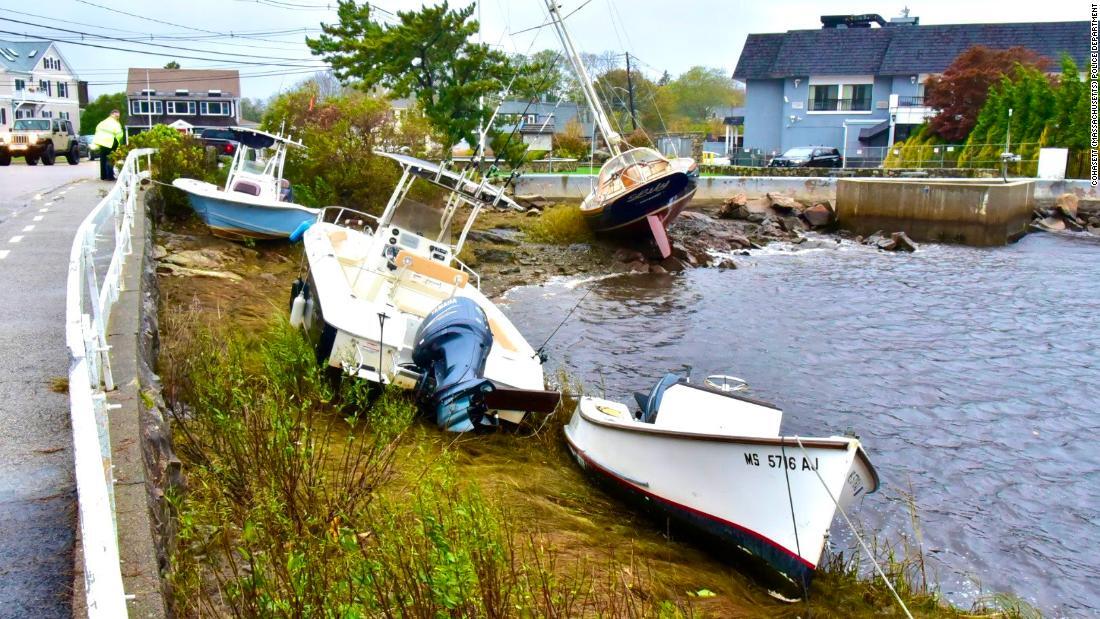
112 124 215 219
525 204 594 244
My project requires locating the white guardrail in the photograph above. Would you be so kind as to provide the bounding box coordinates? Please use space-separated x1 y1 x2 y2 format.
65 148 154 618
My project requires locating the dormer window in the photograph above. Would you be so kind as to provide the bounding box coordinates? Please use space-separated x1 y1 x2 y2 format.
27 49 36 58
175 89 189 96
207 89 222 97
141 88 155 96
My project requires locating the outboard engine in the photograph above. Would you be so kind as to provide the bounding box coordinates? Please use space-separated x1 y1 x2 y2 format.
412 297 496 432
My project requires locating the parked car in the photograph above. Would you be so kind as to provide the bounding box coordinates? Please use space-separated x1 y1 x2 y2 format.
0 118 81 166
78 135 97 160
768 146 842 168
199 128 239 156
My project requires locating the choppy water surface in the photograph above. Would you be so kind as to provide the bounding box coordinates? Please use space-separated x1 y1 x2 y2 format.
501 233 1100 615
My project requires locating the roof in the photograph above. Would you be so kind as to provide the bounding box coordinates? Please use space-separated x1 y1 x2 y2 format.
0 40 53 73
125 68 241 97
734 20 1090 79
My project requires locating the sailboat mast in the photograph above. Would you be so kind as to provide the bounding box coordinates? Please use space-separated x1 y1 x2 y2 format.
542 0 621 157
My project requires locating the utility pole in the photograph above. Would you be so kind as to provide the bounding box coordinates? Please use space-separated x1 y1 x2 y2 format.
625 52 638 132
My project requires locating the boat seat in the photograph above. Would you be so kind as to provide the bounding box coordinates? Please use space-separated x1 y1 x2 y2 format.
389 250 469 317
232 180 262 196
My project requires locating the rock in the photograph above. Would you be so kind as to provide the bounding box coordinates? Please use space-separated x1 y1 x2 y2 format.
625 260 649 273
152 244 168 260
679 211 710 221
889 231 917 252
157 263 242 281
792 236 807 245
863 230 886 245
160 249 227 270
727 233 751 249
766 192 801 212
659 257 686 272
725 193 748 207
1054 193 1079 218
777 216 805 233
514 194 553 210
1064 217 1086 232
258 272 277 283
1033 216 1066 232
648 264 668 274
801 203 834 228
1090 215 1100 227
718 203 749 220
466 229 520 246
473 248 515 263
876 237 898 251
614 248 647 263
716 258 737 269
525 209 540 217
499 267 521 275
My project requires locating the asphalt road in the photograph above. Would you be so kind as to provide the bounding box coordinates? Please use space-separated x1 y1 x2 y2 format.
0 160 108 618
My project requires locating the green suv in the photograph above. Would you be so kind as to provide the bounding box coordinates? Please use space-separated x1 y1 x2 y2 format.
0 118 81 166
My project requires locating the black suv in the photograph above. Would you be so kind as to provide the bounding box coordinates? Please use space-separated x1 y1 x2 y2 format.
768 146 842 168
199 128 239 156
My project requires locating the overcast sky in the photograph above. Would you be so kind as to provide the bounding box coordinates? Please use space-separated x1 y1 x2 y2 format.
0 0 1088 100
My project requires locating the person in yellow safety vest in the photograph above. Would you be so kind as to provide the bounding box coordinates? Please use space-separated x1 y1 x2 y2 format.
93 109 124 181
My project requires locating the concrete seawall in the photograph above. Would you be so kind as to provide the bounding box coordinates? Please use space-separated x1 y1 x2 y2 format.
835 179 1036 246
513 174 1098 206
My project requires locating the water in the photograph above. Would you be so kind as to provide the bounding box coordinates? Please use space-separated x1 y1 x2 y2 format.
500 233 1100 616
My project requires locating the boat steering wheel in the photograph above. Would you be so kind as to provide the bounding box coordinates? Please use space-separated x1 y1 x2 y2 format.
704 375 749 393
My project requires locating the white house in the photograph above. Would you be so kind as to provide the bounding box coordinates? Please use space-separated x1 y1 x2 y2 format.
0 40 83 133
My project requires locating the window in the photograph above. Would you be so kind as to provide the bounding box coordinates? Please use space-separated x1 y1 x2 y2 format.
808 82 871 112
175 89 189 96
57 82 68 98
200 101 231 116
131 100 164 115
167 100 196 115
1 108 5 125
38 80 49 95
14 79 24 91
525 114 537 124
60 112 70 120
140 88 155 96
42 111 52 118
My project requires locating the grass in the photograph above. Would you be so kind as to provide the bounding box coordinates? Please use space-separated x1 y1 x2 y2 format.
524 204 594 245
48 376 69 394
161 316 693 617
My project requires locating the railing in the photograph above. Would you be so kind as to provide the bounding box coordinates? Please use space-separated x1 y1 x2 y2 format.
65 147 154 618
808 98 873 112
895 95 926 107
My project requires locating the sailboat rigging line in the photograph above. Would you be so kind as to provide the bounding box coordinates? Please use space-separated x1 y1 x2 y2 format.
780 438 809 601
510 0 594 36
792 436 915 619
534 286 593 359
485 50 566 177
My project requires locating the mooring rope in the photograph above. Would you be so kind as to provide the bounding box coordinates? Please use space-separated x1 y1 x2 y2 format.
793 436 914 619
778 438 807 602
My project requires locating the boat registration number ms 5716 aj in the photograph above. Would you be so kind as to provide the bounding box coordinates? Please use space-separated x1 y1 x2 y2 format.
743 452 820 471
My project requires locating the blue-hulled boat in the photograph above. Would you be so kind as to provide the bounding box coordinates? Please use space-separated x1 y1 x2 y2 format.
173 127 318 240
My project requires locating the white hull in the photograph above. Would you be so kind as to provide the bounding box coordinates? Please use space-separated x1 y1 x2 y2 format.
301 220 545 423
565 387 877 589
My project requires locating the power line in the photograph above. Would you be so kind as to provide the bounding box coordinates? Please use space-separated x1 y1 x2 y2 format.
81 66 327 86
72 0 223 36
0 16 321 62
0 27 327 67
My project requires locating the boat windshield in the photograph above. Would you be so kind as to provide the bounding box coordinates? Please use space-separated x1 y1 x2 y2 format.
597 148 668 186
389 178 452 244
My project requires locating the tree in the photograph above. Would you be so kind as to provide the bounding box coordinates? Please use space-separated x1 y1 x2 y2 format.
164 61 180 69
239 97 267 123
262 83 409 212
308 1 519 150
665 66 742 122
511 49 568 102
592 68 657 134
80 92 127 134
924 45 1050 142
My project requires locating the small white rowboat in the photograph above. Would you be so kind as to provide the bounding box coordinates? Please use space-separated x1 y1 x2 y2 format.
564 373 879 592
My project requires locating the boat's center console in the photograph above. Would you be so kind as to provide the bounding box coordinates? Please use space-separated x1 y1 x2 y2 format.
380 225 452 266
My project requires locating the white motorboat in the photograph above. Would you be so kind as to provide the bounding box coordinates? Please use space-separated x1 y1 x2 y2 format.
295 152 558 431
564 373 879 593
172 127 317 240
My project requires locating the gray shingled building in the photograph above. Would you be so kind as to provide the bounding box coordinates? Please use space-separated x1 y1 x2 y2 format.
732 13 1089 164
